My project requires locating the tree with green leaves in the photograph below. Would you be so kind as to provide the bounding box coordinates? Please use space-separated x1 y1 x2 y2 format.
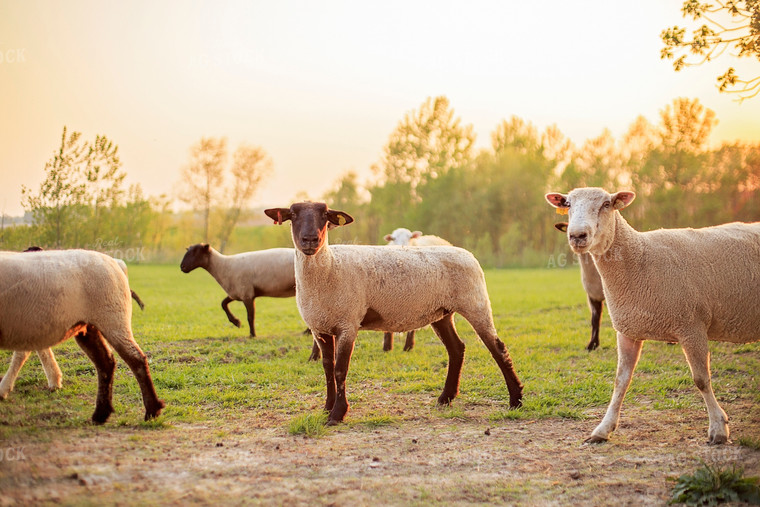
661 0 760 100
22 126 124 247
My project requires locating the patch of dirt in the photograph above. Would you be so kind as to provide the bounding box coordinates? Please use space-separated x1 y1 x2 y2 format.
1 403 758 505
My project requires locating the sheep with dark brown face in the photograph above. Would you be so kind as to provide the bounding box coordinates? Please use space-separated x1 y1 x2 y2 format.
555 223 605 351
0 249 164 423
180 244 298 338
265 202 523 425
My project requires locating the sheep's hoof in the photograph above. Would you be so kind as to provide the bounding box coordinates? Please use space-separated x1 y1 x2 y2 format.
586 342 599 351
231 319 242 328
403 344 414 352
708 434 728 445
509 398 523 409
144 400 166 421
91 405 115 424
326 418 341 426
584 435 608 444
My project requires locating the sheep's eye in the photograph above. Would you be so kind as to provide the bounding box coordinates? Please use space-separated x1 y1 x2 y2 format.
602 201 611 210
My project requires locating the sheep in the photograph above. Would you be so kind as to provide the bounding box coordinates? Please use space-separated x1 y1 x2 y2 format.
180 243 299 338
382 228 453 352
554 223 605 351
546 187 760 445
0 247 147 396
0 249 164 423
264 202 523 425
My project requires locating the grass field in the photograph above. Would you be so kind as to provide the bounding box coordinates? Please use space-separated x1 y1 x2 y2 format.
1 264 759 504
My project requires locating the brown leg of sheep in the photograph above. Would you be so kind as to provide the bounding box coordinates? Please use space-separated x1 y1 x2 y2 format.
131 290 146 311
315 333 336 413
403 330 416 351
383 332 393 351
308 339 322 361
75 325 117 424
221 297 242 328
243 298 256 337
430 314 465 405
104 330 165 421
328 331 356 425
587 297 603 351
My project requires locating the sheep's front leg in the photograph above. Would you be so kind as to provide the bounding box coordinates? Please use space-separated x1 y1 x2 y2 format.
315 333 336 413
37 348 62 390
680 335 729 445
587 297 603 351
0 351 32 399
586 332 642 443
221 297 242 328
243 298 256 337
403 330 416 352
328 330 357 425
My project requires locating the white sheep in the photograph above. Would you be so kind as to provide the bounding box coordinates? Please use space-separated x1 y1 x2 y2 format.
180 244 298 338
0 249 164 422
0 248 147 396
382 228 452 352
546 187 760 445
265 202 523 425
554 222 605 351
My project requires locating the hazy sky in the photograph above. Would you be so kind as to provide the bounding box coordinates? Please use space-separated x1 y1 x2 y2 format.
2 0 759 216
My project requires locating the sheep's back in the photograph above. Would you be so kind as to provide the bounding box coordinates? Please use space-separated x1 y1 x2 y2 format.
409 235 451 247
0 250 129 349
226 248 296 297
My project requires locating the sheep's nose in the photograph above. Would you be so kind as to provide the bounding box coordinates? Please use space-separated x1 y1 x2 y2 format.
569 232 587 242
301 234 319 245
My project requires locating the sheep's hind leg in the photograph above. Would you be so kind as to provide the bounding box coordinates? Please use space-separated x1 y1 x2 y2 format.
103 329 165 421
430 314 465 405
75 325 117 424
222 297 242 328
314 333 336 413
0 351 32 399
587 297 603 351
243 298 256 337
403 330 416 352
37 348 62 390
680 334 729 445
328 330 357 425
586 332 642 443
383 332 393 351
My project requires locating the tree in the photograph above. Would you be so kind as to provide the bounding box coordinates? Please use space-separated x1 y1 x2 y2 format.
661 0 760 100
22 126 124 247
216 144 272 252
179 137 227 242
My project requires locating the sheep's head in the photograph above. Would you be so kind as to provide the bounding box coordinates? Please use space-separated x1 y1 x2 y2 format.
265 202 354 256
383 228 422 246
181 243 211 272
545 188 635 256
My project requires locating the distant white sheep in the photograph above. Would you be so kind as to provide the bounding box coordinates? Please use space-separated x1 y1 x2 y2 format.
547 187 760 444
0 249 164 423
265 202 522 425
554 223 605 351
382 228 452 352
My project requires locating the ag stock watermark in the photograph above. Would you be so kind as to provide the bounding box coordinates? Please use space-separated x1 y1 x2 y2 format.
0 45 26 64
88 237 146 263
0 446 26 462
546 247 623 268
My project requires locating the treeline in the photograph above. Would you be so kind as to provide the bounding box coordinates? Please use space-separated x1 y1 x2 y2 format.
6 97 760 267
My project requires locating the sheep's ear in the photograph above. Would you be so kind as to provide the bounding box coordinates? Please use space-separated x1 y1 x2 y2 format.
264 208 292 225
326 210 353 228
202 244 210 251
545 193 569 208
384 234 393 242
554 222 568 233
611 191 635 210
411 231 422 238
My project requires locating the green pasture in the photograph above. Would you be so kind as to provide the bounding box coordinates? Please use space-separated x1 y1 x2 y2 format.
1 264 759 439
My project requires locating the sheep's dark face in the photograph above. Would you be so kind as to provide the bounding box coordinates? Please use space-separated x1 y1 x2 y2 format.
545 188 635 255
264 202 354 256
180 244 211 272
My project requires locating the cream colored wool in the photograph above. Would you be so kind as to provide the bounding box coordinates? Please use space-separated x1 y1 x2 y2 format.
0 250 161 421
548 187 760 444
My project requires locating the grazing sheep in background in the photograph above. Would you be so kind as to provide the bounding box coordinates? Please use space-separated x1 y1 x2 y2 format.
265 202 522 425
0 247 147 396
180 244 298 338
0 249 164 423
546 187 760 445
554 223 605 351
382 228 453 352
